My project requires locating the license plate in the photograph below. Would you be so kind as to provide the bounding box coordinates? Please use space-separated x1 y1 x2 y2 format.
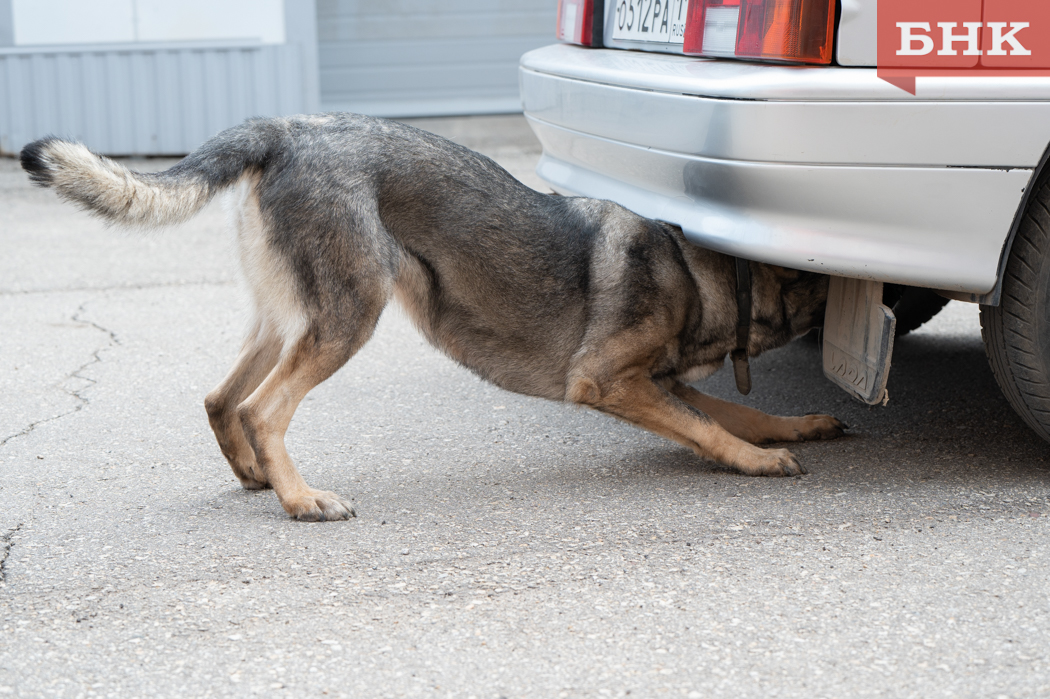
612 0 689 45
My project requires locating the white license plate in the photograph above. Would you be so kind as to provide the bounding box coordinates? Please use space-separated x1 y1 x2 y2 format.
612 0 689 45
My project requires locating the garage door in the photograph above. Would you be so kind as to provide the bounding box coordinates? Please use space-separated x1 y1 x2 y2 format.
317 0 557 117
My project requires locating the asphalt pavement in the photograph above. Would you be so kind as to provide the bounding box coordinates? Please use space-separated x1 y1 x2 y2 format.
1 114 1049 698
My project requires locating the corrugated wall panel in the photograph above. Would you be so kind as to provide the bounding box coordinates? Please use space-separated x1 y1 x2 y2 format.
317 0 558 117
0 42 311 155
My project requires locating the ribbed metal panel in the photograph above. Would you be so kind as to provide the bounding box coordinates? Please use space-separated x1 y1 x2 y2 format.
0 40 315 155
317 0 558 117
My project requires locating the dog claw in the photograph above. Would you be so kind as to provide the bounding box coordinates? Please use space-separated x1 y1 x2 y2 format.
237 477 270 491
790 414 848 442
735 447 806 477
782 455 806 477
286 490 357 522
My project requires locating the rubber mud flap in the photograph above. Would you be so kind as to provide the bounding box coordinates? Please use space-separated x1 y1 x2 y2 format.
822 278 897 405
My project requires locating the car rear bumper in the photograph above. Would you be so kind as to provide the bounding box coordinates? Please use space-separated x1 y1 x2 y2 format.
520 44 1050 295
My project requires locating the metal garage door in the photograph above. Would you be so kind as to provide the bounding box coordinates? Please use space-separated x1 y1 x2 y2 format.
317 0 557 117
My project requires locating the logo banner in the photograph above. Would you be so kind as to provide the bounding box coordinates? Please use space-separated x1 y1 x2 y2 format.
878 0 1050 93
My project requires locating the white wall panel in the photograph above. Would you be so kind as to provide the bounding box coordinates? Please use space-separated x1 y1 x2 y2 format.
13 0 135 45
135 0 285 44
12 0 285 46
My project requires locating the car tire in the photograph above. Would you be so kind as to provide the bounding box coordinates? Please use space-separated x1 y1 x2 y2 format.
980 175 1050 444
883 285 950 337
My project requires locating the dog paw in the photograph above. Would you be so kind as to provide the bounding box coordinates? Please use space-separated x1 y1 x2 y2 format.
786 414 847 442
227 460 271 490
283 490 357 522
735 447 807 477
236 474 271 490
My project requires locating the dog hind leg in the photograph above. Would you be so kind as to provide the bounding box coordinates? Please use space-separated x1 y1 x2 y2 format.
204 319 283 489
236 293 388 521
664 381 846 445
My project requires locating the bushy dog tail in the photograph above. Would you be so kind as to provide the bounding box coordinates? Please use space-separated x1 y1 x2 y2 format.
19 119 281 228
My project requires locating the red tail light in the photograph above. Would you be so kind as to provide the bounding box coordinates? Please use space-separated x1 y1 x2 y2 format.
556 0 604 47
683 0 836 64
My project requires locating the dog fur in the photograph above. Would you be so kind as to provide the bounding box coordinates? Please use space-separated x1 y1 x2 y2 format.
21 113 844 521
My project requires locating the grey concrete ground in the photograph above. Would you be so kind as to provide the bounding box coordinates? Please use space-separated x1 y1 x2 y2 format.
1 115 1049 698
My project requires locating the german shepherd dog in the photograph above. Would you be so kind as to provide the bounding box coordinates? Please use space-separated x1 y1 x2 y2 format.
21 113 844 521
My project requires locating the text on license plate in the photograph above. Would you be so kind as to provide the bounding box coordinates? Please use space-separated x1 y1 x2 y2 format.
612 0 688 44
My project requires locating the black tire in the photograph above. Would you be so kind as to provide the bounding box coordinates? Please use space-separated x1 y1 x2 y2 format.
882 284 951 337
980 174 1050 444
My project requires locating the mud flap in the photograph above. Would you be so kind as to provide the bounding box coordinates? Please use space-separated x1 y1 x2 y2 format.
822 278 896 405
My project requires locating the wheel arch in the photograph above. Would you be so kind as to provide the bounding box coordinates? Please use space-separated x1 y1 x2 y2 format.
981 138 1050 307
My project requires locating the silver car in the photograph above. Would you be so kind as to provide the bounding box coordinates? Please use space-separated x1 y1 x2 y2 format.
519 0 1050 443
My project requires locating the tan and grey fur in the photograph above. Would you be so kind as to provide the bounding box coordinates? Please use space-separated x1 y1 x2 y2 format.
21 113 844 522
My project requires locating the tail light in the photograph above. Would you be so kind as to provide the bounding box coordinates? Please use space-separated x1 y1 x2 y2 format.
556 0 605 47
683 0 836 64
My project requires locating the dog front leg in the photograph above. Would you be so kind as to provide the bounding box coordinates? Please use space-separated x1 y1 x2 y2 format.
662 380 846 445
569 372 805 476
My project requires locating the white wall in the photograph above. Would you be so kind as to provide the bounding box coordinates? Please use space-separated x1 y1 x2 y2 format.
12 0 285 45
13 0 135 44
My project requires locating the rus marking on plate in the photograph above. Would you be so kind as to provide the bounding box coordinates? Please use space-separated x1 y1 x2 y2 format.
826 346 870 392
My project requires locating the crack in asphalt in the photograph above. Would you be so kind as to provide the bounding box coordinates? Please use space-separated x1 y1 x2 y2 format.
0 523 24 584
73 303 121 347
0 279 235 297
0 302 121 448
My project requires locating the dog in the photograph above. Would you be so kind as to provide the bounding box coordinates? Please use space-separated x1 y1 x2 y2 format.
20 113 844 522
